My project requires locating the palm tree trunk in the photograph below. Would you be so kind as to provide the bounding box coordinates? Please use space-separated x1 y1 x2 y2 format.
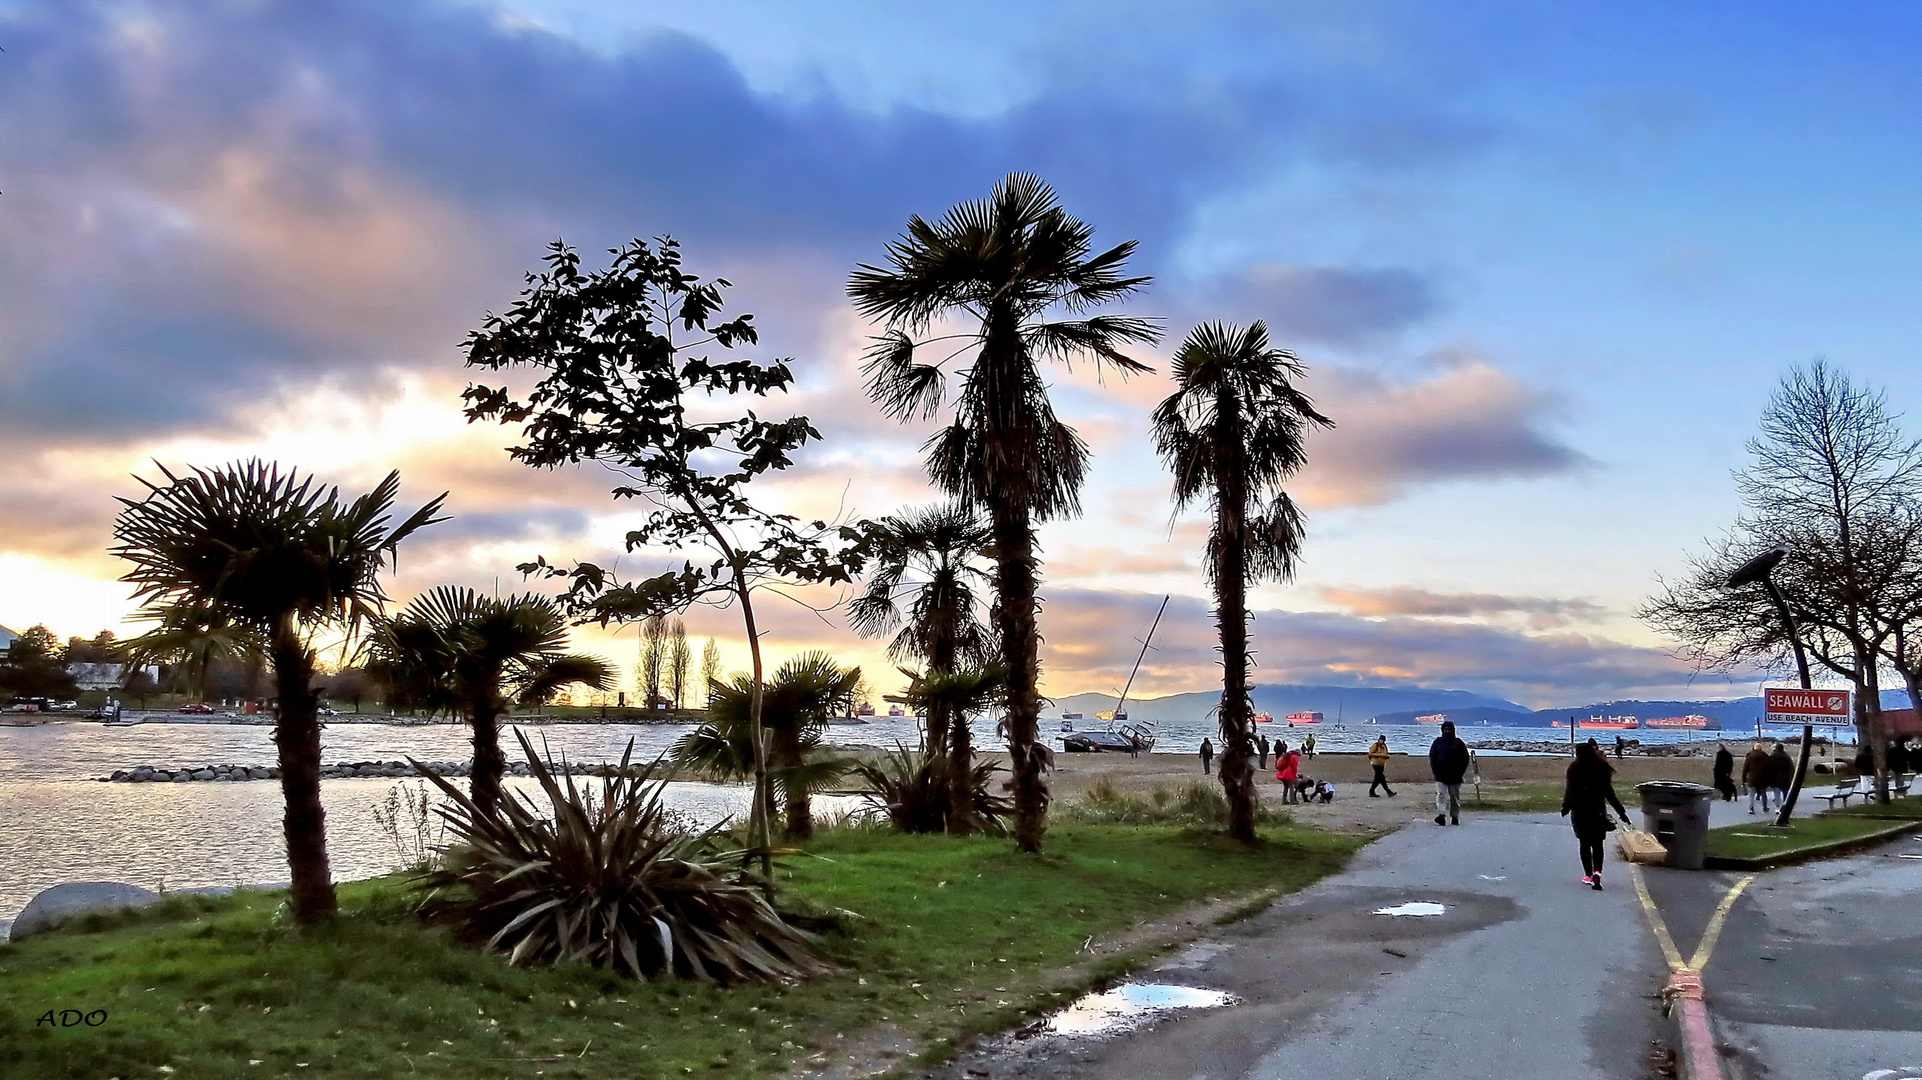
991 498 1048 852
269 615 337 924
775 726 812 840
471 703 505 818
947 710 977 834
1215 502 1258 843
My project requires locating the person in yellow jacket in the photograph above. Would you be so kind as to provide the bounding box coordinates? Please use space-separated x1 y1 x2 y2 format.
1367 736 1397 797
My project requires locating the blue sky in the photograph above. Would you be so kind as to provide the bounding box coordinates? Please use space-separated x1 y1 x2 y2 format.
3 1 1918 706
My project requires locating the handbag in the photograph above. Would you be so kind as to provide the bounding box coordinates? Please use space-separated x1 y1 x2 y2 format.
1616 828 1668 864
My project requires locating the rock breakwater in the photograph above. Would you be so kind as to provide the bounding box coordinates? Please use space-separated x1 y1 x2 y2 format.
100 759 612 783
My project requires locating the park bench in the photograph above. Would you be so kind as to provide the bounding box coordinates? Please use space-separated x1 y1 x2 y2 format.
1813 776 1863 808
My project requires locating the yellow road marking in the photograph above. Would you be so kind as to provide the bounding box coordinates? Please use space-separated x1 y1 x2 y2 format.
1688 874 1756 972
1628 863 1687 970
1627 864 1757 974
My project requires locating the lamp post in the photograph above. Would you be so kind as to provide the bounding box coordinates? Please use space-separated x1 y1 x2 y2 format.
1726 545 1813 828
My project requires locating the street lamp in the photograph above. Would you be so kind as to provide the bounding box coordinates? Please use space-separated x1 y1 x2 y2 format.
1725 544 1812 827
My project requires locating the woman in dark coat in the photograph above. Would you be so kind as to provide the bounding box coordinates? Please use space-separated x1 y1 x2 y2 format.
1561 741 1630 890
1712 743 1737 801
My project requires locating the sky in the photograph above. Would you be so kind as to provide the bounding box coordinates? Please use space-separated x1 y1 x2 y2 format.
3 0 1920 708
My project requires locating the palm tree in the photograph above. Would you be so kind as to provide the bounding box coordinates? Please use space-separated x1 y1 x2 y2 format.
677 651 860 840
849 173 1159 852
367 587 612 817
112 461 444 923
848 503 993 827
1152 321 1331 842
118 602 266 704
889 664 1008 834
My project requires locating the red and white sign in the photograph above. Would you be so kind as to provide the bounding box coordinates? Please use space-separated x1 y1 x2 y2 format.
1764 687 1854 727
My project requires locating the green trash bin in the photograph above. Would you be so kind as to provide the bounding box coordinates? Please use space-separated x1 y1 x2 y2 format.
1636 780 1716 870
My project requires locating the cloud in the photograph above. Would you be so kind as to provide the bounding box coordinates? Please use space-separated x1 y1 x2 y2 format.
1321 585 1608 626
1034 588 1723 708
1294 357 1591 507
1211 264 1441 345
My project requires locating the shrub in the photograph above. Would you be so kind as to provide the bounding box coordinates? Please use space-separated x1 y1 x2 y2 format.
851 745 1013 835
411 732 833 985
1057 778 1289 828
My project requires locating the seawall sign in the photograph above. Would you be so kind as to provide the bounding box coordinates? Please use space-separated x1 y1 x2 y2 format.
1763 687 1853 727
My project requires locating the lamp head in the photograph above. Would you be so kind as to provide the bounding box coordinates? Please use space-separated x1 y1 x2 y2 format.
1726 545 1789 588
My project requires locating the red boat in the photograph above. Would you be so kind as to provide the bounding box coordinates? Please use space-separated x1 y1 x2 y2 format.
1253 711 1275 723
1285 712 1324 725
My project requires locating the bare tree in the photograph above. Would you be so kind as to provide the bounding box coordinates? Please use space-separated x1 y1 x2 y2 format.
666 618 691 710
698 638 723 709
1643 361 1922 800
636 614 668 709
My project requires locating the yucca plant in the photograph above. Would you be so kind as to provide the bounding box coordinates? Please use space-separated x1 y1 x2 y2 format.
852 744 1012 836
413 731 832 984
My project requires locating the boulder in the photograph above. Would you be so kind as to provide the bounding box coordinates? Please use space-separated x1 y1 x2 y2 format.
190 769 216 781
171 772 191 782
248 768 272 780
10 882 160 941
110 770 129 782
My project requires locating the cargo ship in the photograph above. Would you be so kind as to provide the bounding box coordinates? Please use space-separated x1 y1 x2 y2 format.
1285 712 1325 725
1415 713 1447 724
1643 714 1712 729
1551 715 1641 730
1253 711 1275 723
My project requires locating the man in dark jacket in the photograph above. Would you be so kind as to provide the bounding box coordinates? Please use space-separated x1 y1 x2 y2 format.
1768 742 1796 804
1429 721 1471 825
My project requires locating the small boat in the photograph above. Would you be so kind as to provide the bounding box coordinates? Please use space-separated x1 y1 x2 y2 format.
102 718 143 727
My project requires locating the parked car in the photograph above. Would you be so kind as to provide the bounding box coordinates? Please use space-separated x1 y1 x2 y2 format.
51 700 78 711
177 703 215 714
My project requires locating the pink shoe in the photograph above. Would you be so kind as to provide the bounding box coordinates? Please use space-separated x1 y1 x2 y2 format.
1580 874 1594 886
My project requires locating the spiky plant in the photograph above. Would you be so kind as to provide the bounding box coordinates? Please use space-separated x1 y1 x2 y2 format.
850 173 1159 852
887 664 1007 833
112 460 444 923
1152 322 1331 842
367 587 612 816
413 732 832 984
852 744 1013 836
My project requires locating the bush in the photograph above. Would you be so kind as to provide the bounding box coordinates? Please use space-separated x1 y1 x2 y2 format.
411 732 833 985
1057 778 1289 828
851 745 1013 835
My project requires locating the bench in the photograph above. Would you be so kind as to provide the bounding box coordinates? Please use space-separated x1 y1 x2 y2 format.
1814 776 1863 808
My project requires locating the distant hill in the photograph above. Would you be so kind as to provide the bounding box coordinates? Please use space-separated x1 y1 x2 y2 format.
1050 684 1529 726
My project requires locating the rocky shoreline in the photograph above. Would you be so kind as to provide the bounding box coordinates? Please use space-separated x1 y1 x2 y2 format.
1465 738 1721 757
101 758 615 783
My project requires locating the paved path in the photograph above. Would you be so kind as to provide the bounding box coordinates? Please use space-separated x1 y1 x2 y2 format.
1639 831 1922 1080
927 812 1665 1080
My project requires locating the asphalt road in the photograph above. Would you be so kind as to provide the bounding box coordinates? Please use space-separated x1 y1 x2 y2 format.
1639 833 1922 1080
926 811 1667 1080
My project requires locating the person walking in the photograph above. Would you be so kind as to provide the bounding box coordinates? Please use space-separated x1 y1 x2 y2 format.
1768 742 1795 806
1257 733 1271 771
1613 735 1625 759
1303 733 1317 760
1429 721 1470 825
1367 735 1396 797
1712 743 1737 801
1561 740 1631 890
1276 741 1301 804
1743 743 1773 814
1199 737 1214 775
1889 738 1912 786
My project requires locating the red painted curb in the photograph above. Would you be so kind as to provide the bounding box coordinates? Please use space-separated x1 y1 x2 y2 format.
1665 969 1724 1080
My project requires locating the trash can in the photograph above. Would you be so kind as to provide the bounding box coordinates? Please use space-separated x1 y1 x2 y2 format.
1636 781 1716 870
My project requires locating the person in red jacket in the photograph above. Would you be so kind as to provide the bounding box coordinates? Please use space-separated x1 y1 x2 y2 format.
1275 742 1301 803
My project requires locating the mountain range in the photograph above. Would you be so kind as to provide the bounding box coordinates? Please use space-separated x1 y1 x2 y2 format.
1050 685 1916 729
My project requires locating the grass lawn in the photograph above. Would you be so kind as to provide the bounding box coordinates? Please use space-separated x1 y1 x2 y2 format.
1703 813 1919 864
0 823 1361 1080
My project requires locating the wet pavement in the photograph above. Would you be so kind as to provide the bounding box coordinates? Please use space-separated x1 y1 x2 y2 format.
921 813 1664 1080
1639 833 1922 1080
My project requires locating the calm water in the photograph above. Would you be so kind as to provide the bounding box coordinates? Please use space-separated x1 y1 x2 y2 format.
0 712 1826 933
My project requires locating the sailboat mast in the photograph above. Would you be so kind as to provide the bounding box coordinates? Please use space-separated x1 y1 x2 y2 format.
1112 595 1170 724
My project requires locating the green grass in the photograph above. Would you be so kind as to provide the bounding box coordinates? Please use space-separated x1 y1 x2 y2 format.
0 823 1361 1080
1703 813 1919 864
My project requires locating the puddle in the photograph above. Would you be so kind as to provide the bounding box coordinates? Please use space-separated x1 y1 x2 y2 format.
1044 983 1237 1036
1373 902 1448 917
1896 854 1922 860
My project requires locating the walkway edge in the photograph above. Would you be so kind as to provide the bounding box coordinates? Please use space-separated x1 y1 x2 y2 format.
1704 820 1920 870
1664 969 1726 1080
